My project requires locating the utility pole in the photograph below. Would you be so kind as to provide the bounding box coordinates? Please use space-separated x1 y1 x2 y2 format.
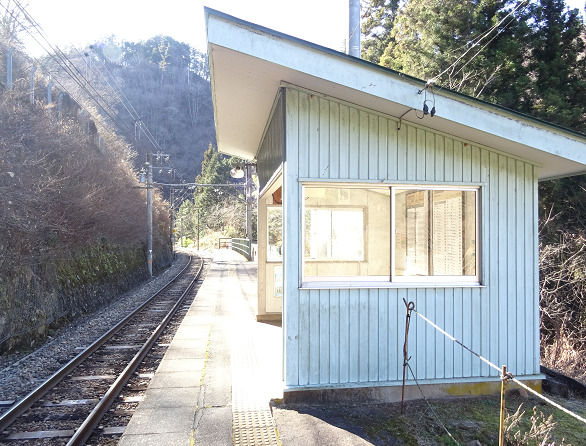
30 64 36 104
146 152 153 277
348 0 361 57
180 216 184 248
169 187 175 258
230 163 257 241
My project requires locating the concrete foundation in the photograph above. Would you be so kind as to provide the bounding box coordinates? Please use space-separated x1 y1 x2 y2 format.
283 379 543 405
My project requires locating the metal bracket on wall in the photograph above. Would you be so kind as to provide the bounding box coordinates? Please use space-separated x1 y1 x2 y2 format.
397 108 414 131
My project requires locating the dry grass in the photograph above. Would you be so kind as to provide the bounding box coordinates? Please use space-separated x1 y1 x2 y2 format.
541 331 586 386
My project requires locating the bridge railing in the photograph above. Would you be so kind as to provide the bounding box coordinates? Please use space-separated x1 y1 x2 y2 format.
231 238 252 260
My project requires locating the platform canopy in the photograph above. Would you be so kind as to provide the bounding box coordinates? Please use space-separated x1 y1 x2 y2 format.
205 7 586 181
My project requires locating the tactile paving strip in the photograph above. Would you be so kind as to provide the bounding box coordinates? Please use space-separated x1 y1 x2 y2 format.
232 409 279 445
231 289 280 446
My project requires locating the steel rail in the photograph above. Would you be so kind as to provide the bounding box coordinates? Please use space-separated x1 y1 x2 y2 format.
0 254 195 432
67 252 204 445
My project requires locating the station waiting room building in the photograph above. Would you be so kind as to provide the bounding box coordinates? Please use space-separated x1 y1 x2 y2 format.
205 7 586 402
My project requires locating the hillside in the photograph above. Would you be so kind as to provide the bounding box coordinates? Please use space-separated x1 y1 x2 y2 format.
43 36 216 184
0 42 172 351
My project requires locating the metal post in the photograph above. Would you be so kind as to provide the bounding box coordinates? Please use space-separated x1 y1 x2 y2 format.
499 364 507 446
401 299 415 413
146 153 153 277
85 52 91 81
245 165 252 241
197 209 200 251
57 92 64 121
6 47 13 90
169 187 175 258
348 0 361 57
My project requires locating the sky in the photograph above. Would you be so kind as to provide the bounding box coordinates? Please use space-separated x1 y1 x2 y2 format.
18 0 586 58
22 0 349 56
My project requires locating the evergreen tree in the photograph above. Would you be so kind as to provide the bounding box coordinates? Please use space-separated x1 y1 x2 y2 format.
520 0 586 131
360 0 401 63
377 0 528 99
193 144 232 214
362 0 586 132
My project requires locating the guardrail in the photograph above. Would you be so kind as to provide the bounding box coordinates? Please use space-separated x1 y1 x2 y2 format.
231 238 252 260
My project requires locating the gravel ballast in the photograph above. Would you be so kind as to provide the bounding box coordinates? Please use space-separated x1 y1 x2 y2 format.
0 253 192 410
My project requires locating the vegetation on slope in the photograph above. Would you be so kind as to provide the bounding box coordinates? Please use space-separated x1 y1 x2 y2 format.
176 144 253 250
0 43 171 351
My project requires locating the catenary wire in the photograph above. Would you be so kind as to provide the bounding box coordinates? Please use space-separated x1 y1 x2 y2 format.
9 0 136 138
426 0 530 86
0 3 135 143
5 0 167 152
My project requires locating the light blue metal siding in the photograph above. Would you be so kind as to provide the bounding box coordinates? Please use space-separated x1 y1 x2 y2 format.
283 88 539 388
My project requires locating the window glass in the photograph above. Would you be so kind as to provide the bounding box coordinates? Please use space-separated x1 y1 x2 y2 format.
303 187 391 280
302 184 478 284
305 209 363 260
267 207 282 260
394 189 476 278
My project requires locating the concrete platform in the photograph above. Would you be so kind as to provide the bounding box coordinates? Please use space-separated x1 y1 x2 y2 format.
118 249 283 446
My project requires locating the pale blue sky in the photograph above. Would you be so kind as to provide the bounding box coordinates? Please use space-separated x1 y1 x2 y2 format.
21 0 586 57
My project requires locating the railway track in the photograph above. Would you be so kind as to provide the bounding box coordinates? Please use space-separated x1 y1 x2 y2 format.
0 254 205 445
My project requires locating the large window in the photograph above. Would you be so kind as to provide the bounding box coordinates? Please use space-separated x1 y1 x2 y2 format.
302 184 479 285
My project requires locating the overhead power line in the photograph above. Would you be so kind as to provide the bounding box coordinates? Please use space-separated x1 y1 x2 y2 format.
426 0 530 86
3 1 133 138
2 0 167 154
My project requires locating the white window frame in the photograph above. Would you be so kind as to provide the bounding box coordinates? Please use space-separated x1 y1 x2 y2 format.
300 182 482 288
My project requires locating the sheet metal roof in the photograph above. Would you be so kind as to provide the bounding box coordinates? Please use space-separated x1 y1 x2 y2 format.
205 7 586 180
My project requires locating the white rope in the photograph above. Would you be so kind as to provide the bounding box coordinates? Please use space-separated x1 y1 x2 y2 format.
511 378 586 425
412 309 586 426
413 310 501 374
406 363 461 445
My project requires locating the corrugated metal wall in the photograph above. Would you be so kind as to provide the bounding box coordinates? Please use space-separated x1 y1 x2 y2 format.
257 89 285 191
282 87 540 389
